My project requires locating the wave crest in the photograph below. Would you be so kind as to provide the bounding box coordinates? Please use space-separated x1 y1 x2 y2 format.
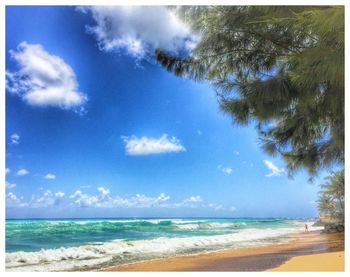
6 224 323 271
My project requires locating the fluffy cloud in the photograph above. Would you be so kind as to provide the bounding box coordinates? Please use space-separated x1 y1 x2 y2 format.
69 188 204 210
6 182 16 189
10 133 20 145
44 173 56 180
218 165 233 175
70 190 99 208
208 203 224 211
8 186 226 211
170 195 203 208
123 134 186 155
70 188 171 209
78 6 197 59
31 190 65 208
16 169 29 176
185 195 202 203
6 190 65 208
55 192 65 198
263 160 285 177
6 168 11 175
6 192 27 208
131 193 170 208
97 186 110 197
6 42 87 110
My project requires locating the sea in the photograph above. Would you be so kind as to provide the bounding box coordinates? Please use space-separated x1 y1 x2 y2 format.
5 217 322 271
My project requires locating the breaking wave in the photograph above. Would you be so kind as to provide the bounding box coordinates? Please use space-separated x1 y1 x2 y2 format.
6 218 321 271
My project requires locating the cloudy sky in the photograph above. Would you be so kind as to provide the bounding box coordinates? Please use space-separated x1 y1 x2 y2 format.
5 6 325 219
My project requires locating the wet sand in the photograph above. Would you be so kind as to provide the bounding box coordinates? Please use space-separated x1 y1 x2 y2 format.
100 231 344 272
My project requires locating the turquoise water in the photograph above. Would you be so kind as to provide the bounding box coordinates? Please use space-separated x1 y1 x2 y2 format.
6 218 319 271
6 218 292 252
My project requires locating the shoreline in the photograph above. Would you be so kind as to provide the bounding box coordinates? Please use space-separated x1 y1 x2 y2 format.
100 231 344 272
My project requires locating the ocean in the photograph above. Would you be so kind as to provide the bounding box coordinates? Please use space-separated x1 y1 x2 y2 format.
6 218 321 271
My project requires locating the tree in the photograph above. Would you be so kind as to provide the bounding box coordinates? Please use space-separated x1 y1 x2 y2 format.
318 170 344 225
156 6 344 177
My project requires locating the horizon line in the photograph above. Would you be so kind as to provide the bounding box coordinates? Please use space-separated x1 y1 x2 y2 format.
6 216 319 220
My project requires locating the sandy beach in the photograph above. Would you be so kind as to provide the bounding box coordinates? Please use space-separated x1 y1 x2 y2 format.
100 230 344 272
268 251 344 272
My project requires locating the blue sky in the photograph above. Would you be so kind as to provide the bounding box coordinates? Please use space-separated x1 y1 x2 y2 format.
5 6 325 219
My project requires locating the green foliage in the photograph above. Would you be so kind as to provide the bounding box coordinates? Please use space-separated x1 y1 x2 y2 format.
156 6 344 176
318 170 344 224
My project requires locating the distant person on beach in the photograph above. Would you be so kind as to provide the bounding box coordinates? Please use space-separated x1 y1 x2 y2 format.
305 224 309 232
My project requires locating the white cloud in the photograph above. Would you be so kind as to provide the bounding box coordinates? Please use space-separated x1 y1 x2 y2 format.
223 168 233 175
6 190 65 208
44 173 56 180
185 195 202 203
55 192 65 198
6 168 11 175
31 190 65 208
16 169 29 176
268 119 279 129
70 190 99 208
263 160 285 177
235 151 240 156
8 186 226 212
130 193 170 208
70 188 171 209
208 203 224 211
97 186 110 197
170 195 203 208
78 6 197 59
6 192 27 208
6 182 16 189
123 134 186 156
230 206 237 212
6 42 87 110
10 133 20 145
218 165 233 175
69 188 203 210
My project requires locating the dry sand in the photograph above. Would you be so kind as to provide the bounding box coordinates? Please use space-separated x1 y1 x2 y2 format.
268 251 344 272
100 231 344 272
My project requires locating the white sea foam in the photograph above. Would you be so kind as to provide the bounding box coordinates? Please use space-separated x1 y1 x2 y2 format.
170 219 208 224
46 219 161 225
174 222 236 230
6 223 323 272
175 223 201 230
47 218 208 226
47 221 71 225
206 223 236 228
45 218 208 226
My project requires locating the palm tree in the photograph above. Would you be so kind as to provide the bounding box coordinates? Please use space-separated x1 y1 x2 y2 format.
318 170 344 226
